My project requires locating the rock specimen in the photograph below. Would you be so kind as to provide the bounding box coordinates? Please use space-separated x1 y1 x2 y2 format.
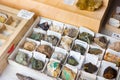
30 32 45 41
45 35 59 46
88 48 102 55
38 22 49 31
76 0 103 11
37 45 53 58
61 66 76 80
60 36 73 51
77 32 94 44
72 44 86 55
23 41 36 51
94 36 108 49
47 60 61 77
15 51 28 66
109 42 120 52
16 73 35 80
67 56 79 66
30 57 44 70
64 28 78 38
104 52 120 67
83 62 98 73
0 24 6 33
0 12 8 23
103 66 117 79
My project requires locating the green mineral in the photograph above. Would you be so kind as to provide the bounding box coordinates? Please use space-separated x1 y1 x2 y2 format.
67 56 78 66
77 32 94 44
15 51 28 66
45 35 59 46
30 57 44 70
72 44 86 55
30 32 45 41
88 48 102 55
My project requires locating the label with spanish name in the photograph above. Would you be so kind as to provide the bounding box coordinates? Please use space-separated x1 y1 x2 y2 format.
17 9 34 20
116 6 120 14
108 18 120 28
64 0 76 5
112 33 120 40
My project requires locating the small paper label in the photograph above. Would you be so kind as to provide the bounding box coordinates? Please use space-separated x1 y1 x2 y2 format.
64 0 76 5
116 6 120 14
109 18 120 27
17 9 34 20
112 33 120 40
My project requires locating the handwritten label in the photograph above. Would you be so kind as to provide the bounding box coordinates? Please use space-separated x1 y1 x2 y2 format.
112 33 120 40
64 0 76 5
17 9 34 20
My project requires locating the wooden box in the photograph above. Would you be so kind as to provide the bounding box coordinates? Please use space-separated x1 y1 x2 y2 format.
0 4 34 74
0 0 111 32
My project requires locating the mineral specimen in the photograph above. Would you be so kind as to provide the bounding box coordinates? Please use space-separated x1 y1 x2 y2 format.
38 22 49 31
23 41 36 51
0 12 8 23
15 51 28 66
45 35 59 46
5 16 13 25
77 32 94 44
37 45 53 58
94 36 108 49
64 28 78 38
0 24 6 33
109 42 120 52
83 62 98 73
47 60 61 77
16 73 35 80
60 36 73 51
76 0 103 11
52 52 66 64
88 48 102 55
61 66 76 80
103 66 117 79
30 57 44 70
50 25 63 33
104 52 120 67
30 32 45 41
67 56 79 66
72 44 86 55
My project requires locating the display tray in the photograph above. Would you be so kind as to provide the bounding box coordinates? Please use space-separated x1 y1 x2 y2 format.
5 16 120 80
0 0 110 32
0 4 34 74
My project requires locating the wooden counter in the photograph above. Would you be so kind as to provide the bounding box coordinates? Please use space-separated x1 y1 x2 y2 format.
0 0 110 32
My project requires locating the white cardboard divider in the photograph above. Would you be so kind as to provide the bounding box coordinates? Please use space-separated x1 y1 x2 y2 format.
88 45 105 60
85 53 99 65
47 30 61 40
67 51 85 69
33 27 47 34
117 70 120 80
80 71 97 80
79 26 94 37
40 17 52 25
33 51 46 62
40 40 53 49
98 60 118 80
